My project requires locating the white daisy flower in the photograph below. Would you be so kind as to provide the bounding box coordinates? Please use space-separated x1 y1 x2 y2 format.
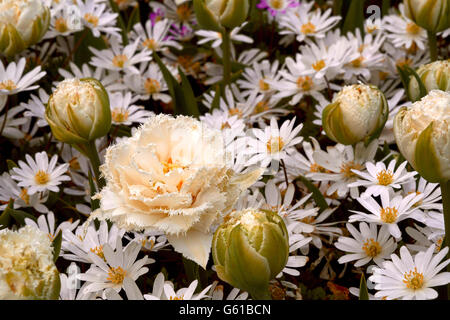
109 91 154 126
207 281 248 300
369 245 450 300
21 89 50 127
124 230 169 253
130 19 182 53
402 177 442 214
150 0 196 26
11 151 71 195
406 224 444 254
349 160 417 197
237 59 282 98
349 189 424 238
25 211 79 241
195 22 253 49
78 240 154 300
78 0 121 38
0 58 46 95
89 38 152 74
144 274 212 300
335 222 397 267
244 117 304 169
0 105 28 140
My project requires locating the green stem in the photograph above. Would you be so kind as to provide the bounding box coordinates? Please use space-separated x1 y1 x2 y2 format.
78 140 105 190
427 31 438 62
221 30 232 89
441 180 450 300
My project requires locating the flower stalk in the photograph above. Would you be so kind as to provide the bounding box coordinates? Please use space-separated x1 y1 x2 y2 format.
427 31 438 62
441 180 450 299
221 29 232 88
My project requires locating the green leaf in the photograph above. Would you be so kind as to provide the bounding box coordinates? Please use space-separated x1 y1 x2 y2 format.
127 4 141 34
396 65 427 102
295 175 328 212
52 230 62 262
88 171 100 211
179 68 200 117
359 273 369 300
342 0 365 35
382 0 390 16
7 159 18 171
108 0 128 45
74 29 108 66
10 208 36 225
154 52 180 111
210 85 221 111
0 200 13 229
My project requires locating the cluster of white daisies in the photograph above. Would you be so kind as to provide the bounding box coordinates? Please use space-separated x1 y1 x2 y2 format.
0 0 449 300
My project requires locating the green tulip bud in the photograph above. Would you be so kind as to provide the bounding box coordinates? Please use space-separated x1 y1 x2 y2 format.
45 78 112 145
408 59 450 102
0 226 60 300
0 0 50 57
394 90 450 182
322 84 389 145
212 208 289 299
193 0 249 31
403 0 450 33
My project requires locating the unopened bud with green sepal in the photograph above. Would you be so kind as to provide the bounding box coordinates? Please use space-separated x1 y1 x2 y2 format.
403 0 449 33
193 0 249 31
322 84 389 145
394 90 450 183
408 60 450 102
212 208 289 300
45 78 112 145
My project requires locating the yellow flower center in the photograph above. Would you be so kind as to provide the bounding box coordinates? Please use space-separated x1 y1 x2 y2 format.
170 295 184 300
161 158 186 174
111 108 129 123
90 245 105 260
34 170 50 185
362 238 381 257
366 25 378 33
69 157 81 171
84 13 99 27
228 108 243 118
55 17 69 33
301 22 316 34
19 188 30 205
396 58 413 68
221 122 231 130
254 101 269 114
340 161 364 178
144 78 161 94
107 266 127 285
403 268 424 290
0 80 17 91
312 60 326 71
296 76 313 91
143 38 157 50
351 56 364 68
266 136 284 154
259 79 270 91
376 169 394 186
380 207 398 224
406 22 421 35
177 56 201 74
176 4 192 22
310 163 327 173
270 0 284 9
112 54 128 68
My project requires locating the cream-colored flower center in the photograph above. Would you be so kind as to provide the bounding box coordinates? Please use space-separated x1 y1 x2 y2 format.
380 207 398 224
267 136 284 154
112 54 128 68
0 80 17 91
112 108 129 123
55 17 69 33
270 0 284 9
176 4 191 22
362 238 381 257
19 188 30 205
301 22 316 34
312 60 326 71
84 13 99 27
259 79 270 91
143 38 157 50
296 76 313 91
144 78 161 94
376 169 394 186
161 157 186 175
406 22 421 35
34 170 50 185
107 266 126 285
403 268 424 290
340 161 363 178
90 245 105 260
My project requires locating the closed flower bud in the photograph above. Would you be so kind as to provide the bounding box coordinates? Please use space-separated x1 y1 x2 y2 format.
0 0 50 57
193 0 249 31
0 226 60 300
45 78 112 145
394 90 450 182
403 0 450 33
408 59 450 102
212 209 289 299
322 84 389 145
